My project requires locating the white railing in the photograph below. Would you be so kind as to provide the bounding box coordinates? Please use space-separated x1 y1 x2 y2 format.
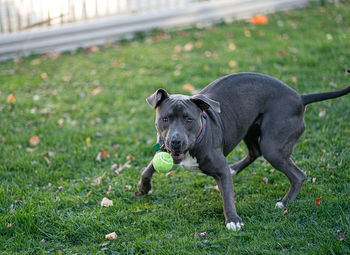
0 0 314 61
0 0 209 34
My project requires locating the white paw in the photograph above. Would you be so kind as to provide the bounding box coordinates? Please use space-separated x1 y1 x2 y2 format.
147 189 153 195
226 222 244 231
230 169 237 176
275 202 285 208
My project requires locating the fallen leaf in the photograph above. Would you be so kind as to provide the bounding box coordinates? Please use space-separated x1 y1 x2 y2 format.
40 72 48 80
92 173 105 187
278 50 287 57
126 154 135 161
101 197 113 207
166 171 176 178
244 28 251 37
92 87 102 96
7 223 13 228
124 185 132 190
195 41 203 48
263 177 268 185
29 136 40 146
7 94 16 104
338 160 343 167
31 59 41 65
283 209 289 216
312 177 316 183
88 46 99 53
206 185 220 192
43 156 51 165
105 232 117 240
184 42 193 52
49 52 61 60
250 14 268 25
315 197 322 206
228 42 236 51
182 84 196 94
86 137 91 147
96 150 110 161
291 76 297 84
174 45 182 53
318 109 326 117
228 60 237 68
114 161 131 176
336 235 346 241
107 185 112 195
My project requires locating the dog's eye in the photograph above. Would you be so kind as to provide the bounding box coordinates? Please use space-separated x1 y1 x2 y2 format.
162 117 169 122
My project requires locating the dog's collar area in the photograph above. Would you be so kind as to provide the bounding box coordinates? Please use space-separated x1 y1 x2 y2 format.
195 111 207 144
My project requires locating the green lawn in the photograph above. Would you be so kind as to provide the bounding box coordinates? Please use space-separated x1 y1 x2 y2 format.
1 2 349 254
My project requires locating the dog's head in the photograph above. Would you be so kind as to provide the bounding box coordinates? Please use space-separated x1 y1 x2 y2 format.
147 89 220 164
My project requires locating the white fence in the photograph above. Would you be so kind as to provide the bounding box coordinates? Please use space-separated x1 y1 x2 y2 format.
0 0 314 61
0 0 205 34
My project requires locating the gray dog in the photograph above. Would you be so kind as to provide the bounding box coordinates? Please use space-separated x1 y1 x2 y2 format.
138 72 349 231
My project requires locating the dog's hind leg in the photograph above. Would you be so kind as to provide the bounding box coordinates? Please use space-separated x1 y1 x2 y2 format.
259 113 306 208
230 124 261 175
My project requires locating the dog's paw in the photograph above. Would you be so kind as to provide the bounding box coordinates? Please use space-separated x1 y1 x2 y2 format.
226 222 244 231
275 201 285 209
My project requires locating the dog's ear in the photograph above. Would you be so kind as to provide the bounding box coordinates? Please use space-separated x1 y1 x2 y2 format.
146 88 169 109
191 94 220 113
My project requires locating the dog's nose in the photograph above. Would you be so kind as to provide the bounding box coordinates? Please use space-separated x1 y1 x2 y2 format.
171 136 181 150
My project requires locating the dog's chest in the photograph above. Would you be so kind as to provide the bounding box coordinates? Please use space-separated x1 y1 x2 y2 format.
179 152 201 173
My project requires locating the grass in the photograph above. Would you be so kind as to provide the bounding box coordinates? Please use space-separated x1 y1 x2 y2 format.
0 2 349 254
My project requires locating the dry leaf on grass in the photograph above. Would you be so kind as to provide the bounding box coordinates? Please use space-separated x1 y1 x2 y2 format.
7 94 16 104
29 136 40 146
263 177 268 185
206 185 220 192
92 87 102 96
107 185 112 195
182 84 196 94
105 232 117 240
318 109 326 117
114 161 131 176
96 150 110 161
92 173 105 187
315 197 322 206
101 197 113 207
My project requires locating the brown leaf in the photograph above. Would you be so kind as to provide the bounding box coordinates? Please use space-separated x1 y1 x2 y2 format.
40 72 48 80
107 185 112 195
7 94 16 104
338 160 343 167
228 60 237 68
182 84 196 94
88 46 99 53
278 50 287 57
291 76 297 84
92 173 105 187
318 109 326 117
206 185 220 192
315 197 322 206
166 171 177 178
227 42 237 51
184 42 193 52
29 136 40 146
43 156 51 165
244 28 251 37
96 150 110 161
7 223 13 228
101 197 113 207
283 209 289 216
105 232 117 240
92 87 102 96
31 59 41 65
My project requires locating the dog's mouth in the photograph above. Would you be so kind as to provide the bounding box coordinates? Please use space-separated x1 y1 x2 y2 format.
169 151 185 164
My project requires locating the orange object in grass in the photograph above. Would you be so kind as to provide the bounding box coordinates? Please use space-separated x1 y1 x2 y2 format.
250 15 268 25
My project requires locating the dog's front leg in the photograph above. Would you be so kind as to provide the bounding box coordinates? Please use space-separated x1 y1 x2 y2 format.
215 170 244 231
138 161 155 195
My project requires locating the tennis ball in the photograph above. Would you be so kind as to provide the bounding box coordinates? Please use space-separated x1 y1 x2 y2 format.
153 152 174 173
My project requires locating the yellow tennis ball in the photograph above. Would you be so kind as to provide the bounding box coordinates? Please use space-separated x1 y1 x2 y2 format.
153 152 174 173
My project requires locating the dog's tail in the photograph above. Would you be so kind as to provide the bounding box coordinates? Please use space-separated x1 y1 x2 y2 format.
301 69 350 106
